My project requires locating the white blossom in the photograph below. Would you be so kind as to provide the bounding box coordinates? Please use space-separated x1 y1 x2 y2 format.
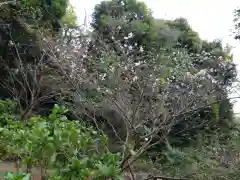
128 32 133 38
134 62 141 66
133 76 138 81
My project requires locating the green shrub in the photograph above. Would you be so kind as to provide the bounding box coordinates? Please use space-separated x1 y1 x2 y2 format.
152 129 240 180
4 172 31 180
0 101 122 179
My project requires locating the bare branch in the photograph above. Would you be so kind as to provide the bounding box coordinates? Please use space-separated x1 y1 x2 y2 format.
0 0 16 7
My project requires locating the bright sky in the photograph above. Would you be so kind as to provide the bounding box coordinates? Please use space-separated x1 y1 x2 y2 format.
70 0 240 113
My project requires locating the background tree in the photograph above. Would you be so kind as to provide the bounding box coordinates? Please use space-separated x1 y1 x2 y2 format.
91 0 157 53
165 17 202 53
90 0 237 150
0 0 74 118
154 17 237 146
234 7 240 40
61 3 78 27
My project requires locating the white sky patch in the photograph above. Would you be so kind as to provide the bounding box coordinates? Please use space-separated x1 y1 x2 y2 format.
70 0 240 113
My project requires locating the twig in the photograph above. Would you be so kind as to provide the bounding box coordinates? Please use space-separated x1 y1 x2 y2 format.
128 161 135 180
144 175 188 180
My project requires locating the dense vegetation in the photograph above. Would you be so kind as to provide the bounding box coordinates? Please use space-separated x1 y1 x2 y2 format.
0 0 240 179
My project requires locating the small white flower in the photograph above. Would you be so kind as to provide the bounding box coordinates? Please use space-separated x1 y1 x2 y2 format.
133 76 138 81
14 69 19 73
102 73 107 79
124 36 128 40
129 46 132 50
9 40 14 46
139 46 143 52
128 32 133 38
134 62 141 66
105 89 113 95
153 82 157 87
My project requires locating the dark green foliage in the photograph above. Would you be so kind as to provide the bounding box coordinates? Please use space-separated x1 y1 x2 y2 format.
0 0 71 115
166 17 202 53
91 0 156 51
17 0 68 25
154 19 181 49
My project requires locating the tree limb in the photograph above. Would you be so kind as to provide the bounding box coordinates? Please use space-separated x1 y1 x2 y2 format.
0 1 16 7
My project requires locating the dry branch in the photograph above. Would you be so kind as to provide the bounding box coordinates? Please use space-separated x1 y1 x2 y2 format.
0 0 16 7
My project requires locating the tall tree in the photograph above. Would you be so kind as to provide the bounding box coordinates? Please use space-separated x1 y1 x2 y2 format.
61 3 78 27
166 17 202 53
91 0 156 52
0 0 72 116
90 1 237 149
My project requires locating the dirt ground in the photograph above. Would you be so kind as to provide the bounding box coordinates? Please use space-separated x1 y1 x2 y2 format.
0 161 41 180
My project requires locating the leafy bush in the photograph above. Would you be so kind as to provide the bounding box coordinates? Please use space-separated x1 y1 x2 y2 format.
151 129 240 180
4 172 31 180
0 101 122 180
